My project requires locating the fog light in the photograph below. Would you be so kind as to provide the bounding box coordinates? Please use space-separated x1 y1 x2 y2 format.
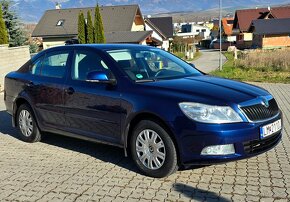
201 144 235 155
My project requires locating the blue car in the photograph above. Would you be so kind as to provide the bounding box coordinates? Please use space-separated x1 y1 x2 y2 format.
4 44 282 178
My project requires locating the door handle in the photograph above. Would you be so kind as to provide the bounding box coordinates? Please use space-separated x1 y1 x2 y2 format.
65 87 75 95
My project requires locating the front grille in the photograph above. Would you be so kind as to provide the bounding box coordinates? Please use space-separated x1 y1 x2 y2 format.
243 132 281 155
241 99 279 121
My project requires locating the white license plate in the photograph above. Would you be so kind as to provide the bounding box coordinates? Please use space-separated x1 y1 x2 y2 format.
260 119 282 139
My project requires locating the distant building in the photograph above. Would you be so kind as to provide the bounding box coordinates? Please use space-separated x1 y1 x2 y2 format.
144 17 173 51
232 6 290 49
221 18 236 42
176 24 211 39
32 5 153 49
250 18 290 49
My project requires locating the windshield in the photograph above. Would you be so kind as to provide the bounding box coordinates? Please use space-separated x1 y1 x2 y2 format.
106 48 202 81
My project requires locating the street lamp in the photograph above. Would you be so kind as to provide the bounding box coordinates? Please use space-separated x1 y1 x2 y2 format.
219 0 223 70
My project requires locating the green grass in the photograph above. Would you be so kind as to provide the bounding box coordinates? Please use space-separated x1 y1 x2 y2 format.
187 51 202 62
172 52 185 59
173 51 202 61
210 52 290 84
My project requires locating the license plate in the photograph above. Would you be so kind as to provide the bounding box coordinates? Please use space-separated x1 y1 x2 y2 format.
260 119 282 139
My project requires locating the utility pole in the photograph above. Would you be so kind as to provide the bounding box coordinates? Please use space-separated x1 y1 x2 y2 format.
219 0 223 70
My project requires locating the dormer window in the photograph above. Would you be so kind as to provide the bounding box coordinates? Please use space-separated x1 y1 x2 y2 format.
56 20 65 26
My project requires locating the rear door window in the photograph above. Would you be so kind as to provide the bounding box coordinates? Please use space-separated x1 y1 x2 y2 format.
41 51 70 78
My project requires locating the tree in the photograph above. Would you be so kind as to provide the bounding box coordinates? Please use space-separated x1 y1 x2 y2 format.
86 10 94 44
78 11 86 44
0 5 8 44
1 0 27 47
94 4 105 43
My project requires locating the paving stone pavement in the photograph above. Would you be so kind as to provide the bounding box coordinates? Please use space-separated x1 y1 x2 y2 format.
0 83 289 202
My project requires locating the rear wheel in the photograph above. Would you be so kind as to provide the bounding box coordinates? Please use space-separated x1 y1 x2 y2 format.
16 104 41 143
130 120 178 178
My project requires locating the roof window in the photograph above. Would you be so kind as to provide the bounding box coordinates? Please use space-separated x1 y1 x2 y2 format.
56 20 65 26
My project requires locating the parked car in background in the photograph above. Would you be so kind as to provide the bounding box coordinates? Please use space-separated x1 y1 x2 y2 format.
210 39 232 50
4 44 283 178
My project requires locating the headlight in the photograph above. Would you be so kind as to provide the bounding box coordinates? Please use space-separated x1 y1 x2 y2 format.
179 102 243 124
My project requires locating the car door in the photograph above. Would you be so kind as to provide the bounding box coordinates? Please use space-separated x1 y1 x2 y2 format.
63 48 122 144
29 50 72 129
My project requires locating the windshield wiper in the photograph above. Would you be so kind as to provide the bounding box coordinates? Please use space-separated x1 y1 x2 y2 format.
135 79 157 83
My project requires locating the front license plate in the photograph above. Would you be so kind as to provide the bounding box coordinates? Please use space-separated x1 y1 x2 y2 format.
260 119 282 139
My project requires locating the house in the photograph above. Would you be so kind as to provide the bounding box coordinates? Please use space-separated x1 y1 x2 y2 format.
144 17 173 51
32 4 153 49
176 24 211 40
233 6 290 49
221 18 236 42
251 18 290 49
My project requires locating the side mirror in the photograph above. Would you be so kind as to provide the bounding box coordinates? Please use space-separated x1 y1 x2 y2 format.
86 71 116 85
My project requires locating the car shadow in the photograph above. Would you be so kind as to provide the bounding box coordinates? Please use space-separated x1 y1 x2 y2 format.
173 183 231 202
0 110 140 174
0 110 209 176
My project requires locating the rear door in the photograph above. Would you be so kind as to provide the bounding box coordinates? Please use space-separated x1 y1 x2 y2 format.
63 48 122 144
29 50 72 128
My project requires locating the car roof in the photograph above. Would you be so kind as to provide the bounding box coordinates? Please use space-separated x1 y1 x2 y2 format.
45 44 156 52
32 44 158 61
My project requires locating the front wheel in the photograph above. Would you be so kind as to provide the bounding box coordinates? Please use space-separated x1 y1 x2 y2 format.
16 104 41 143
130 120 178 178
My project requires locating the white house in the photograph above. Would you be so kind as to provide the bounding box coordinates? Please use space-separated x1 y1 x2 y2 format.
176 24 211 39
144 17 173 51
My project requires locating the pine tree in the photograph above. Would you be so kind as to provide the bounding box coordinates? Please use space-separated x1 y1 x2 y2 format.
1 0 27 47
94 4 105 43
0 4 8 44
86 10 94 44
78 11 86 44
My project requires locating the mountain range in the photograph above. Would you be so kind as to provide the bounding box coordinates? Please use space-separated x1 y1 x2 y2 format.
13 0 290 23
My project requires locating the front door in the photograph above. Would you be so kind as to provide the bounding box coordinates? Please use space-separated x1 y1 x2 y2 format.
63 49 122 144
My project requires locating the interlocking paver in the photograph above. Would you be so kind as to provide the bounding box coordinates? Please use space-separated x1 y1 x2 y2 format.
0 83 290 201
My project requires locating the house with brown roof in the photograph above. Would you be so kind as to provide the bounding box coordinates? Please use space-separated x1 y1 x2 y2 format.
144 17 173 51
250 18 290 49
32 5 153 49
233 6 290 49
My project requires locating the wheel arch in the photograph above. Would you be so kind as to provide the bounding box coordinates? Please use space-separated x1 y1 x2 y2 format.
124 112 181 165
13 97 35 127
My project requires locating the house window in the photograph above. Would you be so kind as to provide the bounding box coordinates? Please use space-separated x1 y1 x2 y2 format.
201 29 206 32
196 29 200 32
56 20 65 26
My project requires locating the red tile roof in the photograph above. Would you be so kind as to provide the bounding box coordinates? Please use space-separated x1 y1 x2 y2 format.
233 6 290 32
222 18 234 35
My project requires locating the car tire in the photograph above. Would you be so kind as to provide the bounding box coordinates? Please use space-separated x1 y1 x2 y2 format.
130 120 178 178
16 104 41 143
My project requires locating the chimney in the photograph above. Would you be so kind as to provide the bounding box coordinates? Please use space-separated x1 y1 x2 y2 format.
268 6 271 11
55 2 61 9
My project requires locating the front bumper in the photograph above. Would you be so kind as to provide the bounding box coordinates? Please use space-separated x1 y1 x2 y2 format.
168 112 283 166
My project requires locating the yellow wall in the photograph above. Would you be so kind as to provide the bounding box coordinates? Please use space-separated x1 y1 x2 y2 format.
131 22 145 31
204 22 214 30
243 33 253 41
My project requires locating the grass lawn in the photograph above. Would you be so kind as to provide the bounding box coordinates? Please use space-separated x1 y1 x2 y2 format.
173 51 202 62
210 52 290 84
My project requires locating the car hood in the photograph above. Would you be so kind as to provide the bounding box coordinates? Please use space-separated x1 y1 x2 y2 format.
140 75 269 105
